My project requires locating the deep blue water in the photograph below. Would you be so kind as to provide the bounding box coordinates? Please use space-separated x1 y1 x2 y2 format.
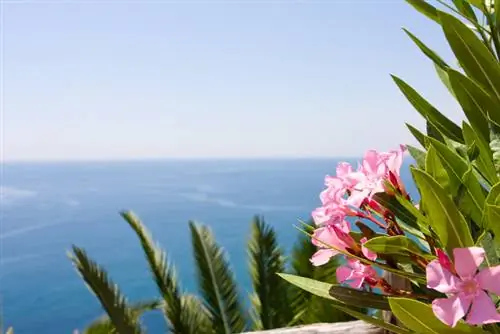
0 159 416 333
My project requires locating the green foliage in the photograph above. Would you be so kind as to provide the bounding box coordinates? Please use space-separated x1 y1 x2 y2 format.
72 214 356 334
287 220 358 325
247 216 291 330
69 246 142 334
121 211 209 334
189 222 247 334
279 1 500 333
388 298 486 334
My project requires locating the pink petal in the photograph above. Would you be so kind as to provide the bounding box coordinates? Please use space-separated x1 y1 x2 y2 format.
432 295 470 328
362 150 380 175
466 290 500 325
476 265 500 295
311 225 351 250
384 146 405 176
336 266 354 283
347 277 364 289
360 237 377 261
324 175 344 189
426 259 459 294
310 249 338 266
347 188 370 208
453 247 484 279
336 162 353 179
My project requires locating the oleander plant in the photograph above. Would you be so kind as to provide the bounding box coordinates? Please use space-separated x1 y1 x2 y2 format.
280 0 500 333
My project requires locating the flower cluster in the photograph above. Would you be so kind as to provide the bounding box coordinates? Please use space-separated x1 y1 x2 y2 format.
310 146 500 328
310 146 406 288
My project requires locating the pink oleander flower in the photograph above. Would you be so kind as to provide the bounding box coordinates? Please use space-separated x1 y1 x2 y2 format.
310 223 354 266
426 247 500 327
336 236 378 289
348 145 406 207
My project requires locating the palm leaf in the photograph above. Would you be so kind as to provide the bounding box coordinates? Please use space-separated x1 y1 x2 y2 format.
69 246 142 334
83 299 162 334
288 220 358 325
189 221 246 334
247 216 291 330
121 211 207 334
180 294 213 334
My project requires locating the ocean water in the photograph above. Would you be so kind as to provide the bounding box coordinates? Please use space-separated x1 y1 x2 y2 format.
0 159 416 333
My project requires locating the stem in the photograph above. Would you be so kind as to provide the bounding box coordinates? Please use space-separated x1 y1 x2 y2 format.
485 10 500 60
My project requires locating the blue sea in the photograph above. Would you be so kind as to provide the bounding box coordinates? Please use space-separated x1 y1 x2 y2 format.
0 159 416 333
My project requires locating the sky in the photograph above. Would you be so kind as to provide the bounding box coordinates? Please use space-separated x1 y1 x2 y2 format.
2 0 464 161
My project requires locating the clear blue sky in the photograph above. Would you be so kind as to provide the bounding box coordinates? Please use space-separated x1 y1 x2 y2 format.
3 0 462 161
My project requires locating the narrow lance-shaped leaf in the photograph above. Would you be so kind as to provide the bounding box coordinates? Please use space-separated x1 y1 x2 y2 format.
462 122 498 185
482 182 500 245
189 222 246 334
405 0 439 23
439 11 500 101
388 298 487 333
278 274 412 334
392 75 464 143
411 168 474 255
447 69 492 141
407 145 426 168
489 119 500 176
363 235 434 260
248 216 291 330
69 246 142 334
121 211 207 334
406 123 427 148
426 145 450 192
427 137 486 226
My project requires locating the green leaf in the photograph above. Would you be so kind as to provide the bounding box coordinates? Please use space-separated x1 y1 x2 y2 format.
83 300 162 334
408 145 426 168
427 137 486 225
389 298 487 333
69 246 142 334
403 29 448 68
462 122 498 184
190 222 246 334
490 120 500 176
480 232 500 266
411 168 474 255
393 75 464 143
435 63 457 98
439 11 500 101
279 274 411 334
426 145 450 191
483 182 500 244
372 192 422 231
406 0 439 23
328 285 390 310
447 69 492 141
248 216 291 330
121 211 208 334
406 123 427 148
363 235 433 259
452 0 478 22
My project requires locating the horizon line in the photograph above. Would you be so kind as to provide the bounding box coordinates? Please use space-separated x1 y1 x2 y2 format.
1 153 413 164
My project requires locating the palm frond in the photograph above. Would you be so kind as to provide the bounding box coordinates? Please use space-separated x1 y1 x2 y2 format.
288 220 358 325
180 294 213 334
121 211 208 334
83 299 162 334
248 216 291 330
69 246 142 334
189 221 246 334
